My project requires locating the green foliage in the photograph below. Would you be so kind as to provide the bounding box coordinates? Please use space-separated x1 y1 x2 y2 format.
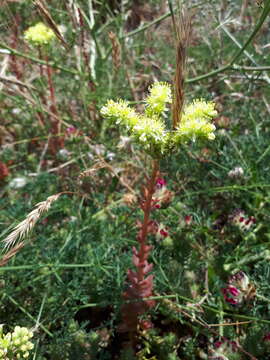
1 0 270 358
137 330 180 360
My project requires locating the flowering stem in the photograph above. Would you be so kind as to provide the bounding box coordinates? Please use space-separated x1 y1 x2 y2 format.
120 159 159 335
137 159 159 281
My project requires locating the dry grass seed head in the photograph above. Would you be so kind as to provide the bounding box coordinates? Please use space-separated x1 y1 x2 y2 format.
108 31 121 72
2 193 61 251
78 161 107 180
34 0 68 49
172 11 191 129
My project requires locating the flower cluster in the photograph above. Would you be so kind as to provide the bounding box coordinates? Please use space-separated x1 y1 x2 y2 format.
24 22 56 45
145 82 172 116
229 209 256 231
173 100 217 143
101 82 217 157
228 166 244 179
101 100 139 129
222 271 255 306
0 325 34 359
133 116 167 151
101 98 167 155
152 177 174 209
209 337 239 360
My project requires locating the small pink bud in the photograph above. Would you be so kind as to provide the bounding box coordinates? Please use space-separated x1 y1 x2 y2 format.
0 162 9 180
185 215 192 225
140 319 154 330
214 341 223 348
221 286 240 305
227 297 238 305
66 126 76 134
156 178 166 188
263 333 270 342
228 285 240 297
160 228 169 237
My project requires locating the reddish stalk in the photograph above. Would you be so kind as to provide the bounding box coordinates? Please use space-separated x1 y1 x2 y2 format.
120 159 159 341
10 15 22 80
137 159 159 282
38 47 44 78
78 8 90 72
36 47 47 128
45 56 64 153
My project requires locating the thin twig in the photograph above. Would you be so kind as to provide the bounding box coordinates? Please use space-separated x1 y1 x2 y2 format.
0 42 79 75
187 3 270 83
0 75 37 90
36 136 50 174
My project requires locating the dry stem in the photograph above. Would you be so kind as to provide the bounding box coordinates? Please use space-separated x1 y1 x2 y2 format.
0 242 25 267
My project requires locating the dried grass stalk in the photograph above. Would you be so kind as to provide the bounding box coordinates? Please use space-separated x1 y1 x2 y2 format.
79 161 107 179
0 241 25 266
34 0 68 50
172 12 191 129
2 193 61 251
108 31 121 72
79 159 136 194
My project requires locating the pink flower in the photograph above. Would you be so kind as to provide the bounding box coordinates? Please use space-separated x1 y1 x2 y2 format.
229 209 256 231
222 286 240 305
153 223 170 241
184 215 192 225
210 337 238 359
66 126 77 134
156 178 166 189
228 285 240 297
222 271 255 306
160 228 169 238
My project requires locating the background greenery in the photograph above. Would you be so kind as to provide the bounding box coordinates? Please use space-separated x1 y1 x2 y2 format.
1 0 270 358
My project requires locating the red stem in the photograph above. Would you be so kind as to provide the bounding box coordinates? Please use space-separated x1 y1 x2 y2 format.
45 56 64 152
46 56 58 116
137 159 159 281
38 47 44 78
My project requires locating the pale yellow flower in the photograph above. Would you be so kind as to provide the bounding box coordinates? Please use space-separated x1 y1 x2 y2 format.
146 82 172 116
24 22 56 45
173 99 217 142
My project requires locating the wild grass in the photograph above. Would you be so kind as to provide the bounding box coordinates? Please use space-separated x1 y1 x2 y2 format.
3 193 62 250
1 0 270 359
